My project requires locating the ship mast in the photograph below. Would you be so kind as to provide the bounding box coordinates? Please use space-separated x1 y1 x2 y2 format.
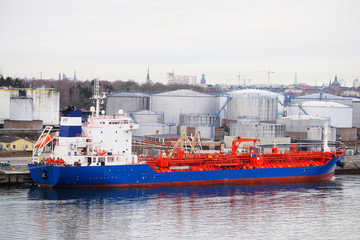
90 79 102 117
323 122 330 152
95 79 100 117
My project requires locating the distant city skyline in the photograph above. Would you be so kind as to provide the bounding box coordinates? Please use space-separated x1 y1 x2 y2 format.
1 0 359 86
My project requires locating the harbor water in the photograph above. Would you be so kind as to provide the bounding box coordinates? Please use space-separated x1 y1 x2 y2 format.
1 175 360 240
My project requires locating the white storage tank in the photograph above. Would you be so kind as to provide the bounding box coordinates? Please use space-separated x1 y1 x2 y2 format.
131 110 164 124
352 99 360 128
226 89 279 122
287 101 352 128
230 121 285 138
151 90 218 124
307 126 336 141
28 88 60 125
1 87 59 125
277 115 328 133
292 92 353 106
0 88 11 124
106 92 150 115
10 97 33 121
133 123 177 137
180 113 217 126
195 126 215 139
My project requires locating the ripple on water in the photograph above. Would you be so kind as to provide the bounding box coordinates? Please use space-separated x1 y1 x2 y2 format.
0 176 360 240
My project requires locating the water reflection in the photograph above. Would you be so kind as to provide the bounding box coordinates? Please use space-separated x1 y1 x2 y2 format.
26 182 345 239
28 181 342 201
2 178 358 240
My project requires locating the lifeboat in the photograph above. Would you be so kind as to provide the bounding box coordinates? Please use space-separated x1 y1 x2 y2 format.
35 134 53 149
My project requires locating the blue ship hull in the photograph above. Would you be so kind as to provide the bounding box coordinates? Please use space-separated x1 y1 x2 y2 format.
28 156 343 188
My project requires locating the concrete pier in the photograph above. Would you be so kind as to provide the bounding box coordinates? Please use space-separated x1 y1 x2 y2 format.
335 156 360 174
0 170 34 185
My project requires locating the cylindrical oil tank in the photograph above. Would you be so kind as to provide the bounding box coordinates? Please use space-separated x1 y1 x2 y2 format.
10 97 33 121
26 88 60 125
131 110 164 124
307 126 336 141
195 126 215 139
287 101 352 128
0 88 11 124
1 87 59 125
27 87 60 125
352 99 360 128
150 90 218 124
106 92 150 115
236 116 260 124
226 89 279 122
180 113 217 126
230 122 285 138
276 115 328 133
292 92 353 106
133 123 177 137
307 126 322 140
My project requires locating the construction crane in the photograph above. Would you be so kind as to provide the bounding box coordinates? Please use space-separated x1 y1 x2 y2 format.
258 69 275 86
236 73 251 86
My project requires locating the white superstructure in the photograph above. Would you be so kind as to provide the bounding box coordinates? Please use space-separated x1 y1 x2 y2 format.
33 80 139 167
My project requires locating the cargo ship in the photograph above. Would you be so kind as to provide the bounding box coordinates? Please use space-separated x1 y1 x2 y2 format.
28 82 345 188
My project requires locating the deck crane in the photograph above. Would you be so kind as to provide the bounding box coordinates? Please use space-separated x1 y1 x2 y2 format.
190 131 202 154
167 129 192 158
167 130 203 158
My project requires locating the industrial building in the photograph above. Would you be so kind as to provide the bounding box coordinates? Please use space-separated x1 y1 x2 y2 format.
179 113 218 139
307 126 336 142
130 110 177 137
230 118 285 138
292 92 353 106
0 87 60 126
287 101 352 128
352 99 360 128
102 87 359 143
166 72 197 85
277 115 328 139
105 92 150 115
150 90 218 124
224 89 283 122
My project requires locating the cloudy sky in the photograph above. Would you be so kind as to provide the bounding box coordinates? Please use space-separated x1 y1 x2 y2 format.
0 0 359 86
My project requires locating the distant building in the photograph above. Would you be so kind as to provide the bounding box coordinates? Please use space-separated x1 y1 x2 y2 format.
200 74 206 85
353 79 360 88
330 75 341 90
166 71 196 85
0 136 33 152
146 66 151 84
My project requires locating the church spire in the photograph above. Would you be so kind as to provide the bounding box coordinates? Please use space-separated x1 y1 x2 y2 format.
146 65 151 84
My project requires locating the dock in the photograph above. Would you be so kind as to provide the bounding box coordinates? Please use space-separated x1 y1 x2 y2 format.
335 156 360 174
0 170 35 185
0 159 35 186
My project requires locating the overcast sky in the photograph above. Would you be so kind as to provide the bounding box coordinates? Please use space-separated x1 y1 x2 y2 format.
1 0 359 86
